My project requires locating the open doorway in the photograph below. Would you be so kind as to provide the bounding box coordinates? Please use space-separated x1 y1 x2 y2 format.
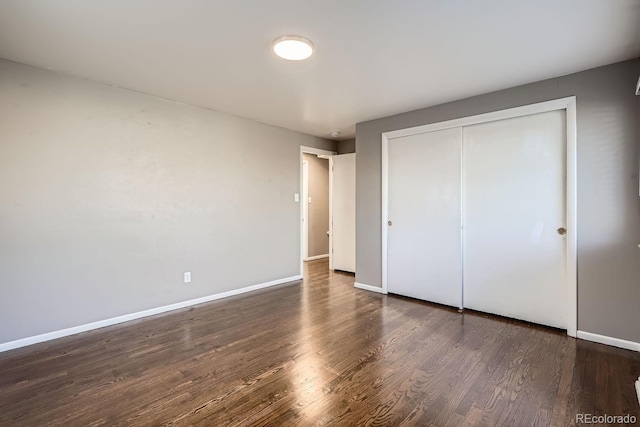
299 146 356 279
302 153 330 262
299 146 334 276
300 147 335 274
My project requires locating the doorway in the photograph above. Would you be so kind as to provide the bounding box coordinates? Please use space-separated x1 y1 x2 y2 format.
302 153 330 262
300 146 357 278
299 146 335 276
299 147 357 277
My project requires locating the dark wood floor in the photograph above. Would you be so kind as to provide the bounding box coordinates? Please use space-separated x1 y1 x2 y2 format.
1 259 639 426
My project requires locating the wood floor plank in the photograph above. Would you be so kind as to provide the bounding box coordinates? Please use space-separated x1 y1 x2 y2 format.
0 259 639 426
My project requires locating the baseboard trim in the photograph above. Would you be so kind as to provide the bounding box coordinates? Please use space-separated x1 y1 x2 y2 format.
577 330 640 352
0 275 303 353
354 282 387 294
305 254 329 261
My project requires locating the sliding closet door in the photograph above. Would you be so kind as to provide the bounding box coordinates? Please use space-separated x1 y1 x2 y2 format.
387 128 462 307
463 110 567 328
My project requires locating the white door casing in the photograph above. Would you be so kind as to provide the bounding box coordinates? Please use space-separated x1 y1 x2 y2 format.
302 160 309 261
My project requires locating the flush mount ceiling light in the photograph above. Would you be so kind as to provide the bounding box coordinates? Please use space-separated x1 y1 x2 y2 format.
272 35 314 61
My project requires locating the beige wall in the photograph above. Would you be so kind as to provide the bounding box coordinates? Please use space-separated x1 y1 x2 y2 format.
0 59 337 345
303 153 330 257
355 58 640 344
338 138 355 154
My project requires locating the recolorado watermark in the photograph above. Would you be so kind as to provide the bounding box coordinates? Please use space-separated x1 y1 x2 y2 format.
575 413 637 424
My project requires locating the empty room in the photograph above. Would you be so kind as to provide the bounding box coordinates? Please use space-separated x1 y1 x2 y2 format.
1 1 639 426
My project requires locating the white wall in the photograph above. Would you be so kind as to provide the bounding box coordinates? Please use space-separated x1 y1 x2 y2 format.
0 59 336 345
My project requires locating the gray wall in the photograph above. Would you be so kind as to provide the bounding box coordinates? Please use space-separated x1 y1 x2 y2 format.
338 138 356 154
356 59 640 343
303 153 330 257
0 59 336 344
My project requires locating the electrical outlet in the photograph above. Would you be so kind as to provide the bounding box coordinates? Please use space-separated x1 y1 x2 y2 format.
184 272 191 283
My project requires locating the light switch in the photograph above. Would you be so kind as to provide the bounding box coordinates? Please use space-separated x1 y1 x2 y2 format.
294 193 300 202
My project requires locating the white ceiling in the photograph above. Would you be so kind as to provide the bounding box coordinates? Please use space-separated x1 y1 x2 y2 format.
0 1 639 139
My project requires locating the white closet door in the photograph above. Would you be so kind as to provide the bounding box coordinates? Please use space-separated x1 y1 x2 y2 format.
332 153 356 272
463 110 567 328
387 128 462 307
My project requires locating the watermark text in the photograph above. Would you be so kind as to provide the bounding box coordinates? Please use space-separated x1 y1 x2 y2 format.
576 413 636 424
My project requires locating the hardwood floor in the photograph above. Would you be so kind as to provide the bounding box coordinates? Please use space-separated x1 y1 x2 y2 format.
0 259 638 426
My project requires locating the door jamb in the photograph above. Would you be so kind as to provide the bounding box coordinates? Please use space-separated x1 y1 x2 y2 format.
381 97 578 337
302 160 309 261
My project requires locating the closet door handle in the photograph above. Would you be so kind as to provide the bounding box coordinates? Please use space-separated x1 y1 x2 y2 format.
388 220 393 226
557 227 566 235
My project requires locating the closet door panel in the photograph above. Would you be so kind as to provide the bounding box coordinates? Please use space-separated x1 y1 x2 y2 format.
462 110 567 328
387 128 462 307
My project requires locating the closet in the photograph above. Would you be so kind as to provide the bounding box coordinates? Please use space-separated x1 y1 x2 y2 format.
384 105 572 330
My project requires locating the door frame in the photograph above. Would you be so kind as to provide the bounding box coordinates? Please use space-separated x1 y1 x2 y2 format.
302 159 309 261
381 97 577 337
300 146 336 276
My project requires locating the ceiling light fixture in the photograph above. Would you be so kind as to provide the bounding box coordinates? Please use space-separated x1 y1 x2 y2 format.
330 131 341 138
272 36 314 61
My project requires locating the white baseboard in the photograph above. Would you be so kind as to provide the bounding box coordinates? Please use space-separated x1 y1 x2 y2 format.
304 254 329 261
354 282 387 294
577 330 640 352
0 275 302 353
